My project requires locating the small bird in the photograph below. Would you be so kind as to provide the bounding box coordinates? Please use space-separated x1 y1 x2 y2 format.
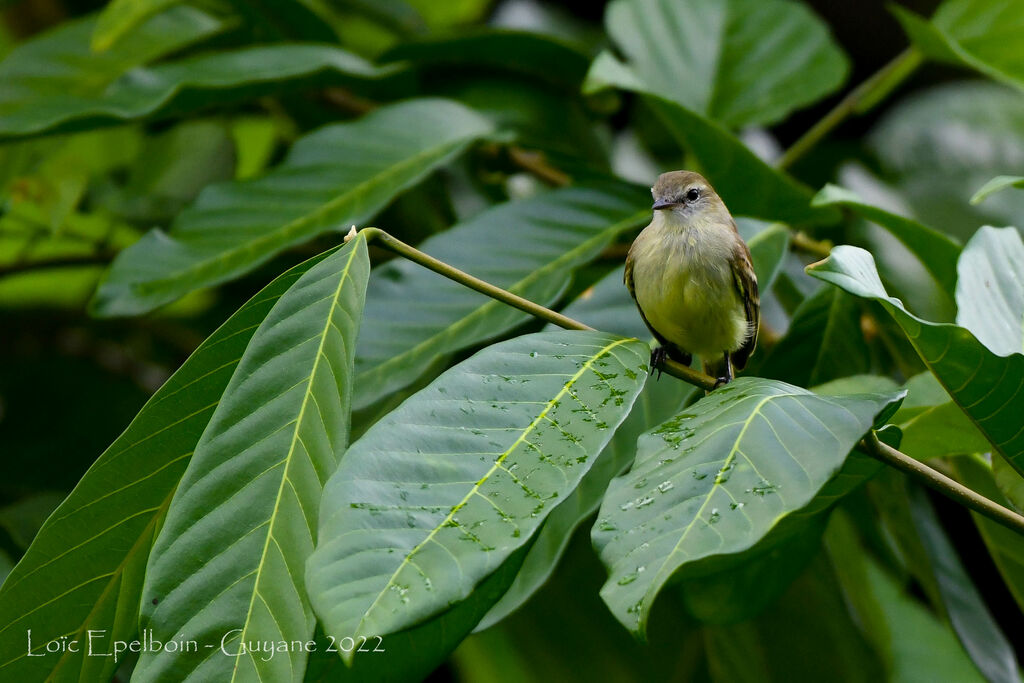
625 171 759 387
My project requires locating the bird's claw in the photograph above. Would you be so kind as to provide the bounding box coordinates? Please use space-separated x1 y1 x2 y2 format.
712 376 731 390
650 347 668 380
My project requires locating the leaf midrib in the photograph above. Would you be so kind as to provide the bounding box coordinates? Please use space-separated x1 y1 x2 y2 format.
228 239 362 682
353 336 636 638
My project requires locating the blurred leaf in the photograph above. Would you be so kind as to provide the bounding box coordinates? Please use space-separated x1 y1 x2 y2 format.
758 286 869 388
602 0 848 127
812 184 961 318
477 374 695 631
955 225 1024 356
704 553 884 683
954 455 1024 613
553 265 649 341
585 54 834 224
892 0 1024 93
97 119 236 225
406 0 491 26
994 455 1024 512
385 30 590 89
307 331 649 663
808 246 1024 475
0 251 330 683
138 237 369 682
353 182 650 409
971 175 1024 204
746 223 790 293
0 7 223 136
93 98 492 316
868 82 1024 240
825 511 987 683
594 377 903 636
92 0 180 50
0 43 404 141
906 484 1021 683
893 373 990 459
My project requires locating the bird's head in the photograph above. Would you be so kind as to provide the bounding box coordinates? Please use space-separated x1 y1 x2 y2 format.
650 171 727 222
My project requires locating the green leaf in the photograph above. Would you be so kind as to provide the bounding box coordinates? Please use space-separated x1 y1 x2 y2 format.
905 484 1021 683
894 373 990 459
585 54 832 224
808 246 1024 475
136 237 369 682
308 330 650 660
954 455 1024 613
971 175 1024 204
551 265 650 341
0 7 222 132
0 251 331 682
955 225 1024 356
92 0 180 50
758 285 869 387
825 511 987 683
93 98 492 317
892 0 1024 93
812 183 961 313
353 182 650 409
993 455 1024 513
746 223 791 292
477 375 695 631
0 43 403 142
603 0 847 128
593 376 903 635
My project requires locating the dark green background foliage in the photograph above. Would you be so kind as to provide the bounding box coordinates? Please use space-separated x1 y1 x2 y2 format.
0 0 1022 681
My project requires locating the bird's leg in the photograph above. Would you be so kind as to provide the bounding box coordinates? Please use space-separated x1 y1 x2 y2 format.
712 351 734 389
651 348 667 378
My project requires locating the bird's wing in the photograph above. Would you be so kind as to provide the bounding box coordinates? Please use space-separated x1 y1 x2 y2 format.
730 239 759 370
625 238 676 352
624 246 637 301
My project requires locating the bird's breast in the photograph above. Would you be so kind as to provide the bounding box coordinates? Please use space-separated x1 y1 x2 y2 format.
630 221 747 356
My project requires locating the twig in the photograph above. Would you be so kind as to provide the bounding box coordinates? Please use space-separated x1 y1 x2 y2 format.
862 432 1024 537
790 231 833 259
506 147 571 187
776 48 923 171
351 226 1024 538
0 253 115 278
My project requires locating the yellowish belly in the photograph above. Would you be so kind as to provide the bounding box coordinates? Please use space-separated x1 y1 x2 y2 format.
631 227 748 357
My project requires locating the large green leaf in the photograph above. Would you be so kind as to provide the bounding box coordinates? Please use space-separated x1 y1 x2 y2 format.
0 251 331 682
136 237 369 682
955 225 1024 356
808 245 1024 475
0 44 403 141
593 377 902 635
93 98 492 317
906 484 1021 683
602 0 848 128
812 183 961 316
0 7 222 131
584 55 832 224
893 373 990 460
892 0 1024 93
308 330 650 660
353 182 650 409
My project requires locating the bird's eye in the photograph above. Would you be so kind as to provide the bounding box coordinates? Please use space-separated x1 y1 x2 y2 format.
685 188 700 201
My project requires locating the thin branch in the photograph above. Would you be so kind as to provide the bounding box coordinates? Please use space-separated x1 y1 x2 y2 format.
862 432 1024 537
351 226 1024 538
776 48 923 171
790 231 833 259
506 147 571 187
0 253 115 278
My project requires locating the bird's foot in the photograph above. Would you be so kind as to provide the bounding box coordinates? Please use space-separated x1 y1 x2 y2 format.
712 375 732 390
650 346 668 380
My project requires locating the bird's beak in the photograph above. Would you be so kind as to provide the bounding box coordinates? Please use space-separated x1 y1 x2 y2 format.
652 199 676 211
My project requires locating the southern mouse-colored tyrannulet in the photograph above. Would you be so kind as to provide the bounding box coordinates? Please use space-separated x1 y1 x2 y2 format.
625 170 759 386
